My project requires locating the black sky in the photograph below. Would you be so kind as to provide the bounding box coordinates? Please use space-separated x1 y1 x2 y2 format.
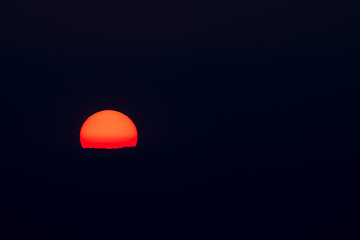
1 1 360 239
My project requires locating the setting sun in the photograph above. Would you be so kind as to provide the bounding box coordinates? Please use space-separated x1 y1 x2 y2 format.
80 110 138 149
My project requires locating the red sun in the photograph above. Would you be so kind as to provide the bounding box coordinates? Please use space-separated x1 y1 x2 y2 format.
80 110 138 149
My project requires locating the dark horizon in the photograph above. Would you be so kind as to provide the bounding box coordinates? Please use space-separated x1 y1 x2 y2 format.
1 0 360 239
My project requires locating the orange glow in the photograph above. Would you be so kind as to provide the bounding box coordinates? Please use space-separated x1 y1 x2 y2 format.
80 110 138 149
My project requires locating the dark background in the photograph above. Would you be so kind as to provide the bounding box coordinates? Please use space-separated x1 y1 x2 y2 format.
1 1 360 239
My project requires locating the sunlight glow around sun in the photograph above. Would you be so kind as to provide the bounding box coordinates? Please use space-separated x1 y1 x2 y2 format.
80 110 138 149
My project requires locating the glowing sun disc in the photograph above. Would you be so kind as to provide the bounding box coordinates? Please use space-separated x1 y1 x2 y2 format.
80 110 138 149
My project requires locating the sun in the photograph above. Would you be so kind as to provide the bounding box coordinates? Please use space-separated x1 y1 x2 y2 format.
80 110 138 149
